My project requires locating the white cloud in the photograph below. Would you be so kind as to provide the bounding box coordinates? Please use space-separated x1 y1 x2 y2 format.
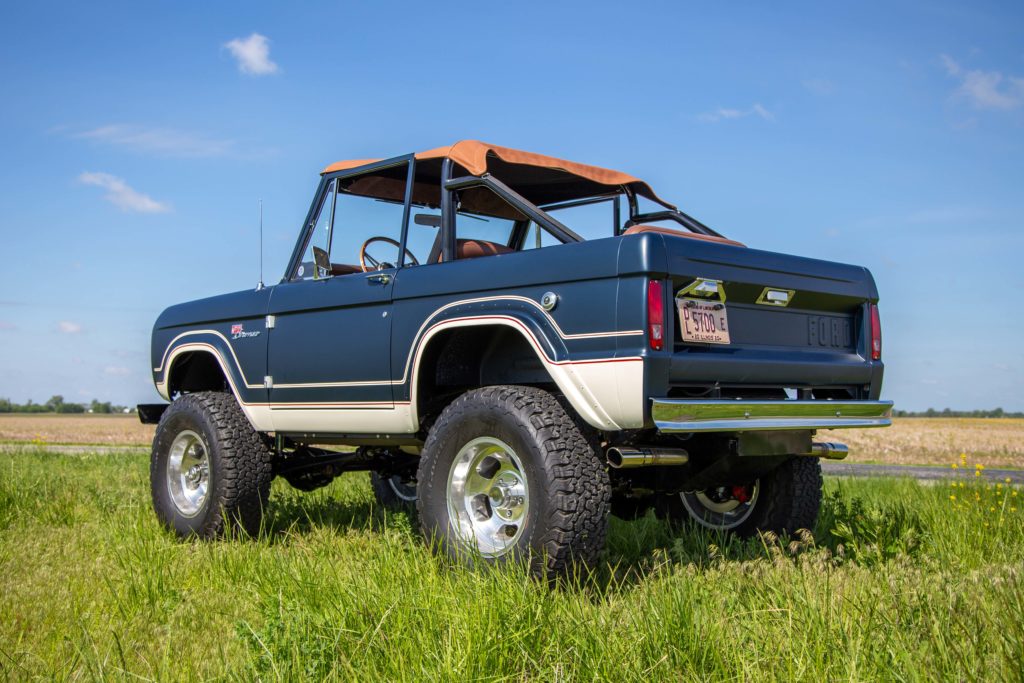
73 124 234 158
698 103 775 123
103 366 131 376
224 33 279 76
78 172 170 214
941 54 1024 110
58 321 82 334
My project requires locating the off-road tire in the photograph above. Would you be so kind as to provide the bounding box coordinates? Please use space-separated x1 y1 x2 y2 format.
370 471 418 512
151 391 273 538
416 385 611 580
662 456 823 537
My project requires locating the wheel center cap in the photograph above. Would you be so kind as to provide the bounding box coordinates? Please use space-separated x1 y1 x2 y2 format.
488 486 507 506
489 478 525 520
185 465 203 488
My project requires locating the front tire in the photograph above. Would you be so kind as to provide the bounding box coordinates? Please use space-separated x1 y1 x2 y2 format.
661 457 823 537
416 386 610 580
150 392 273 538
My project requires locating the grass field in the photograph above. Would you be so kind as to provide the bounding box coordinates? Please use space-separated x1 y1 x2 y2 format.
1 447 1022 681
4 414 1023 469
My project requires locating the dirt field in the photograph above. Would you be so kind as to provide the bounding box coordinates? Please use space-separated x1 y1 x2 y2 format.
822 417 1024 468
0 413 154 446
2 414 1021 468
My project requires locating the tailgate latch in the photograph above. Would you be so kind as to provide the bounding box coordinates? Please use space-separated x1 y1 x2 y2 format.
677 278 726 302
756 287 795 307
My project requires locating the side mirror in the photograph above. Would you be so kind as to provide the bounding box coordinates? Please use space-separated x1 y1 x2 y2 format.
312 247 331 279
414 213 442 228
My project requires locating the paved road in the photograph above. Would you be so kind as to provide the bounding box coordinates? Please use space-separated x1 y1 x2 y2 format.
821 461 1024 484
3 444 1021 484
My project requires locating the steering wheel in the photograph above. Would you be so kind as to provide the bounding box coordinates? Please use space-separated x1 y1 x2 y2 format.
358 236 419 272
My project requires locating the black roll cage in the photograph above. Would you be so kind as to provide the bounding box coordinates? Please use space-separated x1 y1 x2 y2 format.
283 153 721 281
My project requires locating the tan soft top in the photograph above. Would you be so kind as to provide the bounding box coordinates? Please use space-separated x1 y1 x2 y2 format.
322 140 673 209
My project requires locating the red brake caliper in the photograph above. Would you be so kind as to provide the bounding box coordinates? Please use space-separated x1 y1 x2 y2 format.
731 485 751 504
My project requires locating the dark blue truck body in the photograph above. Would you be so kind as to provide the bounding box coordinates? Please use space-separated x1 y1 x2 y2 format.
141 141 894 573
150 223 888 442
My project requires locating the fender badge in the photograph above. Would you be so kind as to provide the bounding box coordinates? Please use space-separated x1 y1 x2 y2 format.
231 324 260 340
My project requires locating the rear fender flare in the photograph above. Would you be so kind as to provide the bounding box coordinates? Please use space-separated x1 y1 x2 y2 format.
406 301 642 432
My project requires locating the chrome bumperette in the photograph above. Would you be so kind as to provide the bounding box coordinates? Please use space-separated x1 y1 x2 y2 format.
651 399 893 433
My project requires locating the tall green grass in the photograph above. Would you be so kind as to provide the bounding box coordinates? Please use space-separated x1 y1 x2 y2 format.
1 449 1021 681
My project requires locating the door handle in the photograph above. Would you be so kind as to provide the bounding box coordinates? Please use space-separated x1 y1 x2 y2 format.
366 272 392 285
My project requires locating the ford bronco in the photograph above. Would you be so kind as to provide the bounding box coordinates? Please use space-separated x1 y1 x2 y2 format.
140 140 891 579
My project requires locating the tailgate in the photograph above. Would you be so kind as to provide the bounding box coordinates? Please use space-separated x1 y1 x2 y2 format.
656 237 882 401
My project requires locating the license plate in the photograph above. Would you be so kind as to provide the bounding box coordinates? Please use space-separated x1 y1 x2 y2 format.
677 298 731 344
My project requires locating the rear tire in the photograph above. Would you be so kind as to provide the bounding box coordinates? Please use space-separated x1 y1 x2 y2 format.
416 385 610 580
661 457 823 537
150 392 273 538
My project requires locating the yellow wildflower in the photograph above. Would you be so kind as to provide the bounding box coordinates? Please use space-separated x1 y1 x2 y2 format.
1006 477 1013 484
975 471 981 477
949 495 956 501
952 463 958 470
975 463 985 471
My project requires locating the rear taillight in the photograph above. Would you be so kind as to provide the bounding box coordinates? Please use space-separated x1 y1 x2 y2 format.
648 279 664 351
869 304 882 360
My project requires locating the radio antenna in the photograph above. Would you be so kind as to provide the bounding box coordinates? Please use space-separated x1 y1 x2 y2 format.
256 199 265 291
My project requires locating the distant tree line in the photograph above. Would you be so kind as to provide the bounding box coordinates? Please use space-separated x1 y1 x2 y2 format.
893 407 1023 418
0 396 133 414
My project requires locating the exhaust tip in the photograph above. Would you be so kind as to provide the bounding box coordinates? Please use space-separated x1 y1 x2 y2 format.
606 447 688 469
809 442 849 460
607 447 625 469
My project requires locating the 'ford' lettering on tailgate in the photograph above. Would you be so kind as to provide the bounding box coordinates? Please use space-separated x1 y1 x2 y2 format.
808 316 851 349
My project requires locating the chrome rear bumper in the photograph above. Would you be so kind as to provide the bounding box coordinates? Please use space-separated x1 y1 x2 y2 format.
651 399 893 433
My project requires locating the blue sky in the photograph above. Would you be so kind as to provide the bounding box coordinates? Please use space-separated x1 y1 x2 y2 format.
0 1 1021 410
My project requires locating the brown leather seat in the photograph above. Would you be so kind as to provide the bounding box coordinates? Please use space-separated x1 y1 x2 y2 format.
623 224 746 248
330 263 363 276
455 239 514 259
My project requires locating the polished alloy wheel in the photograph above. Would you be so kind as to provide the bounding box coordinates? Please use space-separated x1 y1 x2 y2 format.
680 481 760 531
446 437 529 557
166 430 210 517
